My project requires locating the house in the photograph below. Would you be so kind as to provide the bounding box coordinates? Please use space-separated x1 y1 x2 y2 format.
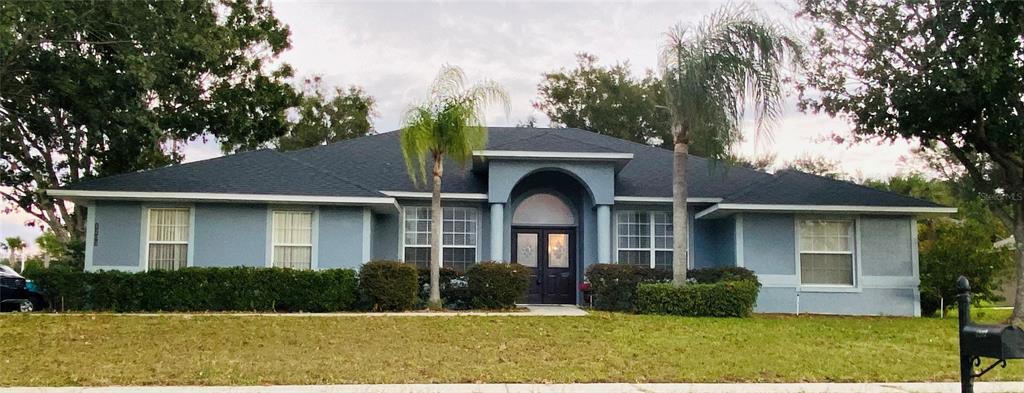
47 128 955 315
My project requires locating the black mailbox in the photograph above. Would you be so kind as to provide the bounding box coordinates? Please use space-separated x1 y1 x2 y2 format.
962 323 1024 360
957 276 1024 393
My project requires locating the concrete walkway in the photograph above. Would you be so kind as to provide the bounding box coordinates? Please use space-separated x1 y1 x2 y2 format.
13 304 587 317
1 383 1021 393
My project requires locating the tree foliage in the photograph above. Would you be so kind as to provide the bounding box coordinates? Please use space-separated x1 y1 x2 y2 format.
272 76 377 152
783 154 843 179
725 153 777 172
798 0 1024 322
0 0 298 244
535 53 672 148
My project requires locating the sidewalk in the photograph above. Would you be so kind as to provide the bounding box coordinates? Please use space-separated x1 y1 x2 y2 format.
2 383 1022 393
12 304 588 317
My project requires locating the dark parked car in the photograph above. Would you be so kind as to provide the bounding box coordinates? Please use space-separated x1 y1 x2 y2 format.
0 265 46 312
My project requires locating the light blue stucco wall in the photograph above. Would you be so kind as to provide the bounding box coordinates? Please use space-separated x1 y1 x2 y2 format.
487 160 616 205
318 206 368 269
860 217 914 276
742 214 796 275
87 202 371 271
89 201 143 268
193 203 266 267
756 287 918 316
372 212 400 261
739 213 920 316
693 215 735 268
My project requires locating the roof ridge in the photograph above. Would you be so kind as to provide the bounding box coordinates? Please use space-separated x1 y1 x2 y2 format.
278 131 394 156
546 131 620 152
488 129 552 150
269 150 384 197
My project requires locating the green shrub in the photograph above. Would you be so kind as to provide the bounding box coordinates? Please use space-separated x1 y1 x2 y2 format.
635 280 760 317
358 261 419 311
585 264 761 312
463 262 530 309
585 264 671 311
687 267 758 284
26 267 358 312
416 266 464 307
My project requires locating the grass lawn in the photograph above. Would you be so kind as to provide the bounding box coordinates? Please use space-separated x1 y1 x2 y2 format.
1 309 1022 386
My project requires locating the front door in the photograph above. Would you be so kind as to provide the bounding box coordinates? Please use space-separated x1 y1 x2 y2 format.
511 227 576 304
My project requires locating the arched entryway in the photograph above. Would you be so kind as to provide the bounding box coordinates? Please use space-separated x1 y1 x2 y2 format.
511 192 577 304
508 170 588 304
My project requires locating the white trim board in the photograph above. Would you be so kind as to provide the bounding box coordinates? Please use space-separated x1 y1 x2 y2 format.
381 191 489 200
613 196 722 203
47 189 396 206
695 203 957 219
383 193 722 203
473 150 634 161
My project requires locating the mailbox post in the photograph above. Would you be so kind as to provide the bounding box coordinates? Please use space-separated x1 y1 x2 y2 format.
956 276 1024 393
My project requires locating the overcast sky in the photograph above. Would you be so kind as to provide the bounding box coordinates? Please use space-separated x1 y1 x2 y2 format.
2 0 928 255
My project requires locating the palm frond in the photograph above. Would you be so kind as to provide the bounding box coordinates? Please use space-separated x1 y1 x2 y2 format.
400 105 436 186
399 65 509 188
659 2 803 159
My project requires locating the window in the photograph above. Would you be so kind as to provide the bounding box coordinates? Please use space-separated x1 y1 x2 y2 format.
146 208 190 270
403 206 478 272
272 211 313 270
616 211 673 270
512 193 575 226
798 219 855 286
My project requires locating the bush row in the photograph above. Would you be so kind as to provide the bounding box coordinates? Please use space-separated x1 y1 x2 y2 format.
635 281 760 317
585 264 760 316
29 267 358 312
28 262 531 313
585 264 671 311
414 262 531 310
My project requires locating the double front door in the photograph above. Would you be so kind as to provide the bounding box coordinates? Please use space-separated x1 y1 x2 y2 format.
511 227 576 304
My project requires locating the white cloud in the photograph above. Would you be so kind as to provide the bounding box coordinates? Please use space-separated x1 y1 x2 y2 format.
9 0 928 247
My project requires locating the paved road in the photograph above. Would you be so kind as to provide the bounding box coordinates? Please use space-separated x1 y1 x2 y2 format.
2 383 1022 393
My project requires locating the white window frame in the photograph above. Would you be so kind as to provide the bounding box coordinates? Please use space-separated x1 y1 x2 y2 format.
140 206 194 271
614 210 675 269
400 205 481 268
266 207 319 270
794 216 862 292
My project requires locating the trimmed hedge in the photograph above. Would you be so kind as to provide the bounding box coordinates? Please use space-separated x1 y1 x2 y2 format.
464 262 530 309
635 280 760 317
585 264 671 311
687 267 758 284
358 261 419 311
585 264 761 312
27 267 358 312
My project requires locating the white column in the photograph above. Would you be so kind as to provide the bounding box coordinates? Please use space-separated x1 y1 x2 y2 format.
597 204 611 263
490 203 504 261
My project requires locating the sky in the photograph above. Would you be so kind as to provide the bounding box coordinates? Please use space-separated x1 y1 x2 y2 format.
1 0 929 256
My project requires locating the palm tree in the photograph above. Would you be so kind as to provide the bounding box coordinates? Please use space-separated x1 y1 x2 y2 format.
660 4 802 285
2 236 27 272
400 65 509 308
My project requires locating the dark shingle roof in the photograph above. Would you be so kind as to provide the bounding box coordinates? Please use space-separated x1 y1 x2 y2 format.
60 149 383 197
56 127 941 208
723 170 944 207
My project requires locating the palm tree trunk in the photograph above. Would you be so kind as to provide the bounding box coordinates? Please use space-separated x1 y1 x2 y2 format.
1011 201 1024 326
429 153 444 308
672 129 689 286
